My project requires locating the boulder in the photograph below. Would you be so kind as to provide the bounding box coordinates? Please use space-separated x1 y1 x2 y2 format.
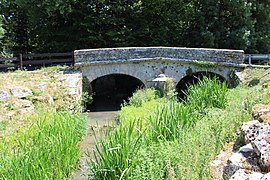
245 122 270 172
10 87 33 99
223 144 260 180
229 169 264 180
0 90 10 102
241 120 260 144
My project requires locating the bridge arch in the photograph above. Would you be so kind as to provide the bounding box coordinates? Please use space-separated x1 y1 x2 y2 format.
87 73 145 111
176 71 227 99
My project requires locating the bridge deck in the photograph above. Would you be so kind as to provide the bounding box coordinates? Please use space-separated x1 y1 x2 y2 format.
74 47 244 66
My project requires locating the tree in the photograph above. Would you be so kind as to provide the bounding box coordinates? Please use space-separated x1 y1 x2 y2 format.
247 0 270 53
1 0 270 54
186 0 254 51
0 16 5 57
0 0 30 55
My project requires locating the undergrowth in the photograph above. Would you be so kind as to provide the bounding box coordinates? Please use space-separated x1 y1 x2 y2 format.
89 76 254 179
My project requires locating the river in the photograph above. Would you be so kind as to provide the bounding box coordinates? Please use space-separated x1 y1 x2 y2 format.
72 111 118 180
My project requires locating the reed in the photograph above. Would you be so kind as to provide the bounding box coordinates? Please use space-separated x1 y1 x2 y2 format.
89 120 143 179
0 112 86 179
89 76 229 179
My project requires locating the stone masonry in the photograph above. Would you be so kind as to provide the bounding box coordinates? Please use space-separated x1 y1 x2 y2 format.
74 47 245 87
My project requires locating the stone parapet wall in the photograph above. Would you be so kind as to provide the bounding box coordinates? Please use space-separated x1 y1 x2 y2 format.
74 47 244 66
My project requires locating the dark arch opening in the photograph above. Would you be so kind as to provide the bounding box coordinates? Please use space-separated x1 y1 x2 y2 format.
176 72 226 99
88 74 145 112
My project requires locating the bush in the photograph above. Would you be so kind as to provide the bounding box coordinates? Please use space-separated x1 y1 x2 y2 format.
127 88 160 107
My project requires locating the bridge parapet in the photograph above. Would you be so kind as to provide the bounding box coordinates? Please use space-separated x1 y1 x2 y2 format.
74 47 244 66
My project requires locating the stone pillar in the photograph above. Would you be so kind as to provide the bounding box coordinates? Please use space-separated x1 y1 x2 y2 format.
147 74 169 96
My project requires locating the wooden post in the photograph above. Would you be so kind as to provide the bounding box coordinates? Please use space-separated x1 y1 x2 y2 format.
19 53 23 70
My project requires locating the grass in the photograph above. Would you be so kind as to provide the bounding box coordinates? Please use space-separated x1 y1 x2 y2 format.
0 66 81 137
0 112 86 179
0 66 87 179
89 69 268 179
125 88 160 107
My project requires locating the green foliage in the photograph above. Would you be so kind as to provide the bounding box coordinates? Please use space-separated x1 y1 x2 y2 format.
82 91 93 108
90 73 270 179
1 0 270 54
0 112 86 179
89 119 144 179
193 60 217 68
184 77 228 113
89 77 231 179
148 101 197 142
127 88 160 107
128 82 256 180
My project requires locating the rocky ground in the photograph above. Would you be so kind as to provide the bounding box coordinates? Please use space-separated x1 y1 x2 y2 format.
211 68 270 180
0 67 82 136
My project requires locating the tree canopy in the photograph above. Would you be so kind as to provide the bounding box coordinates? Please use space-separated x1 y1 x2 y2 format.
0 0 269 55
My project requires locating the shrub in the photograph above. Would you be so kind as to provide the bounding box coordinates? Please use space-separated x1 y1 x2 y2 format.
127 88 160 107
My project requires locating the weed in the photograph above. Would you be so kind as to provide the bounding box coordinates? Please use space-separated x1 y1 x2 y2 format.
89 77 230 179
127 88 160 107
193 60 217 68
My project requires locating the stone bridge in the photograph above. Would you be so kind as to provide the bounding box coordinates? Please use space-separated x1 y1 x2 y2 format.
74 47 244 111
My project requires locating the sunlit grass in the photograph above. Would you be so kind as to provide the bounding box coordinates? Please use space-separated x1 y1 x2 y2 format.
89 77 232 179
0 112 86 179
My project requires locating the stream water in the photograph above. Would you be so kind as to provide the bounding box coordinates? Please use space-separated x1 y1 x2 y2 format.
72 111 118 180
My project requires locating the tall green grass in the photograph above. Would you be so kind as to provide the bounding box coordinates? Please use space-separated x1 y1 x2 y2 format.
89 77 255 179
148 101 198 142
89 120 143 179
148 77 227 142
184 76 228 113
0 112 86 179
131 86 254 179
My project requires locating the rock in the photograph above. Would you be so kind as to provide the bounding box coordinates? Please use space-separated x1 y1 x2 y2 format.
229 169 264 180
229 169 249 180
241 120 260 144
223 144 260 180
261 172 270 179
10 87 33 99
20 99 33 108
0 90 10 102
252 104 270 122
58 72 82 101
250 123 270 172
